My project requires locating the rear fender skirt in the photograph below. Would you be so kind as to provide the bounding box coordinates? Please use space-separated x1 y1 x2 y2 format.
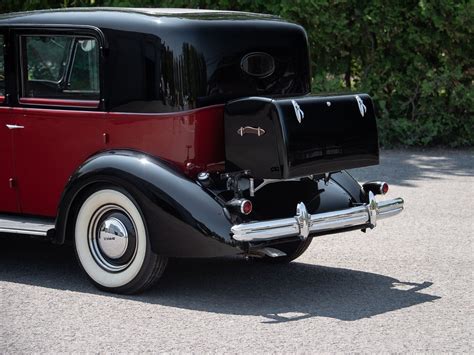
55 150 238 257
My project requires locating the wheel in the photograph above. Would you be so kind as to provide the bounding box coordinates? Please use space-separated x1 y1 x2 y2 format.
259 237 313 263
73 185 167 294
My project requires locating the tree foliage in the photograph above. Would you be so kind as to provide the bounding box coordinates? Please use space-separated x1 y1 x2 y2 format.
1 0 472 146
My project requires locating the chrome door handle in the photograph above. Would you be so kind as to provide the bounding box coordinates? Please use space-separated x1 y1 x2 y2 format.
6 124 24 130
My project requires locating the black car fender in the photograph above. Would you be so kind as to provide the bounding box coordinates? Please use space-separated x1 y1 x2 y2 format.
54 150 240 257
331 170 368 204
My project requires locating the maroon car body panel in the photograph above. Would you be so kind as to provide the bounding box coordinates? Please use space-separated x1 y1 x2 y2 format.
1 103 225 216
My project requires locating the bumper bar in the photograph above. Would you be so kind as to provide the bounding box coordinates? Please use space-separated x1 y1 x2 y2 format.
231 193 404 242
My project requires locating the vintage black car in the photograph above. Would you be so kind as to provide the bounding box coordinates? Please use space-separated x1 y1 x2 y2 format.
0 8 403 294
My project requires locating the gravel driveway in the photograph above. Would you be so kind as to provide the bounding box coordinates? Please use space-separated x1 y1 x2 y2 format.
1 149 473 352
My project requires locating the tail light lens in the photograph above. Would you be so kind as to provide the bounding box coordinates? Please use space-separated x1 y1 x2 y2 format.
241 200 253 215
363 181 389 195
226 198 253 215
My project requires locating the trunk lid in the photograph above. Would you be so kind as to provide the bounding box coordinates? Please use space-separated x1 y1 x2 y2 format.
224 94 379 179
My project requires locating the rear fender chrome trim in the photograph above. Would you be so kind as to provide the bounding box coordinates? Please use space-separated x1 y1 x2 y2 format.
231 196 404 243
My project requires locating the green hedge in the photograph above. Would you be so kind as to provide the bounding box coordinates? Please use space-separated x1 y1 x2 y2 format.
2 0 473 147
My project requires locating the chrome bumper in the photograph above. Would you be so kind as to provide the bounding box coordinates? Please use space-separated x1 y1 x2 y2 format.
231 193 404 242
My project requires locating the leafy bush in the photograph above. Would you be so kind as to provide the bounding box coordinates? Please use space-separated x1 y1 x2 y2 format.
1 0 472 147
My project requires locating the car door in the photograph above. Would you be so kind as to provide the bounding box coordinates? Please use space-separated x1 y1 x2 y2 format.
0 30 20 213
10 29 103 217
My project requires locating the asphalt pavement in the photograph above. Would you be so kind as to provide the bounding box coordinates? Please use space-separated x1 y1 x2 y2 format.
1 149 473 352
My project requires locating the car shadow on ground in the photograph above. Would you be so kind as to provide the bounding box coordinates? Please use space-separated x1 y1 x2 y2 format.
350 149 474 187
0 237 440 323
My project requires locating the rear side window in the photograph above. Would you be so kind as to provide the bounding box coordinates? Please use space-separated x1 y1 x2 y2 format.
0 35 4 96
66 39 100 93
21 35 99 100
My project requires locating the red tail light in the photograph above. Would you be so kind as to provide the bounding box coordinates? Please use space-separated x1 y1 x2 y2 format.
362 181 389 195
241 200 253 215
226 198 253 215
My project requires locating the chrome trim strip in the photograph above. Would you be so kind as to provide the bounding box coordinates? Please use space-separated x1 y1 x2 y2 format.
231 197 404 242
6 124 25 129
0 228 49 236
0 216 54 236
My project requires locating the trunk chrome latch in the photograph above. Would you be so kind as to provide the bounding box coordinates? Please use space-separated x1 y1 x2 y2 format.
237 126 266 136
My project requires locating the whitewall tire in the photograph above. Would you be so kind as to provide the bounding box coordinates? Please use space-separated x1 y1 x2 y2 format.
74 186 167 294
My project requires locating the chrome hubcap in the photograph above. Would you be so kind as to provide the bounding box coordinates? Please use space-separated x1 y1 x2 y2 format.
98 217 128 259
88 205 138 272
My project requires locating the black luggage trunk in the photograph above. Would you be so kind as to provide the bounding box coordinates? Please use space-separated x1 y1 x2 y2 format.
224 94 379 179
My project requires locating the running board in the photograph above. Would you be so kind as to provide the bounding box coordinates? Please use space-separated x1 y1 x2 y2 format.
0 214 55 236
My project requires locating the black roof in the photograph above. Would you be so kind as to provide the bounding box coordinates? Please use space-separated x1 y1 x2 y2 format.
0 7 309 113
0 7 284 33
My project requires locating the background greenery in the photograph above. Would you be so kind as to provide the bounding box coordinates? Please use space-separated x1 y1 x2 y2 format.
1 0 472 147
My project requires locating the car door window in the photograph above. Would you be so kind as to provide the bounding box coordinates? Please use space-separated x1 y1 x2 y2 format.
0 35 4 96
21 34 99 100
66 39 99 93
